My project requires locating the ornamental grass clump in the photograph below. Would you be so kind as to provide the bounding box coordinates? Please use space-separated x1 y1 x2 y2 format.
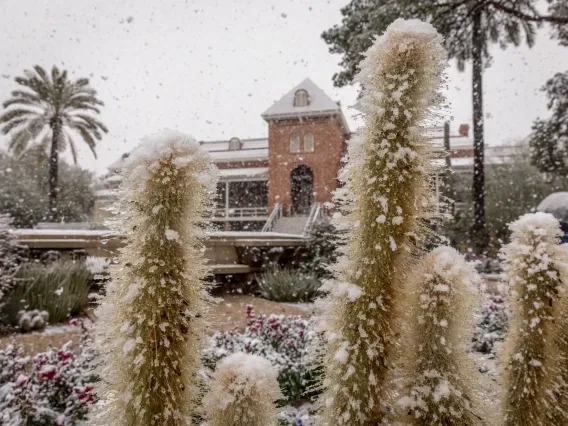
91 130 217 426
501 212 568 426
203 352 282 426
318 18 446 425
397 246 484 425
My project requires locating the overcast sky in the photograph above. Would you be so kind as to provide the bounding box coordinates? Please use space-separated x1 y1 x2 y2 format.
1 0 567 175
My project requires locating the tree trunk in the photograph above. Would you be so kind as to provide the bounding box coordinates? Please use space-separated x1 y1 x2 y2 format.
470 8 487 252
48 121 60 222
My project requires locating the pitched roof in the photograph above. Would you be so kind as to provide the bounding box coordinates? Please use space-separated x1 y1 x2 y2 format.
261 78 343 120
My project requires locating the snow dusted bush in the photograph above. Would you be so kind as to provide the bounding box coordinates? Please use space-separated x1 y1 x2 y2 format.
91 130 217 426
318 19 446 425
472 293 509 354
0 329 96 425
396 246 483 425
203 352 281 426
259 267 322 303
203 305 318 403
85 256 109 276
0 214 26 317
501 212 568 425
278 405 316 426
18 309 49 332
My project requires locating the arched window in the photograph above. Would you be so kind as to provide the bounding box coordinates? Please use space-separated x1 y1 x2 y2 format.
229 137 241 151
293 89 309 107
303 133 314 152
290 135 300 153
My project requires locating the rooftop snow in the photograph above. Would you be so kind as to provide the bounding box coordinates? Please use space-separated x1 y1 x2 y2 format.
218 167 268 180
262 78 343 119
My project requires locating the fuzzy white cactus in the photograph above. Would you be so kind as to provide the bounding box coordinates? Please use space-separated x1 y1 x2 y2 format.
90 130 217 426
501 212 568 426
397 246 483 425
318 18 447 425
203 353 282 426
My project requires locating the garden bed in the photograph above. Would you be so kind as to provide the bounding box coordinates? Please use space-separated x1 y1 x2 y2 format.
0 295 313 355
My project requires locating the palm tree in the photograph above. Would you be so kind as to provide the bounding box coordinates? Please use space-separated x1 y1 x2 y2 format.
0 65 107 221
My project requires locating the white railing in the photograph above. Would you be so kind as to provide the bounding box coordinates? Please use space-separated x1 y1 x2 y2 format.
205 207 269 219
302 203 324 235
261 203 283 232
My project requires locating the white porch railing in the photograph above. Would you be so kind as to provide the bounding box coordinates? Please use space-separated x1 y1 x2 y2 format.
302 203 324 235
205 207 269 219
261 203 283 232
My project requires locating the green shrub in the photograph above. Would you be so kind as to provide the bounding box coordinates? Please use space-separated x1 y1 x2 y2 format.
258 267 321 303
4 260 91 325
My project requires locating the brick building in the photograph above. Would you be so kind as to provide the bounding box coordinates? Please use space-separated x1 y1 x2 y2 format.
94 78 474 233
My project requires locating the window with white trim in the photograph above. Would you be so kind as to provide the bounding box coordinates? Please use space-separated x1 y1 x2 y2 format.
304 133 314 152
290 135 300 153
229 137 241 151
293 89 309 107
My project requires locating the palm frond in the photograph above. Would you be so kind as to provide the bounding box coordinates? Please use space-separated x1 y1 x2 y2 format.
74 125 98 159
9 122 42 155
14 76 52 101
65 129 79 164
0 108 38 123
10 90 42 103
1 118 27 135
66 95 104 106
72 114 108 133
65 102 101 114
3 98 42 109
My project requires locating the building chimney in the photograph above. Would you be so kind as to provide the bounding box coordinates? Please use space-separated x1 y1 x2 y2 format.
458 123 469 137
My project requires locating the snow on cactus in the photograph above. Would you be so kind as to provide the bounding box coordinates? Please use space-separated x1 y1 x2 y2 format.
91 130 217 426
318 19 446 425
501 212 568 426
203 352 282 426
396 246 483 425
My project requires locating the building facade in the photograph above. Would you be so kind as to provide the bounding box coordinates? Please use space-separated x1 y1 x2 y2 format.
94 78 475 232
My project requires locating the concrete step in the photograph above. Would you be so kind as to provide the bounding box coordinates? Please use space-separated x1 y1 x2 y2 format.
272 216 309 235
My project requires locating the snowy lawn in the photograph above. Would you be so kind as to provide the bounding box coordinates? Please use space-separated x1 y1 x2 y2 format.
0 294 313 355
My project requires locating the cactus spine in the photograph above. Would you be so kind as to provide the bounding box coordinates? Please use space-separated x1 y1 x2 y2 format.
397 246 484 425
203 353 281 426
501 212 568 426
318 19 446 425
91 130 217 426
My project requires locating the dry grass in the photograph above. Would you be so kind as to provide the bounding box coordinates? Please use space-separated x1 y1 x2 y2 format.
0 295 312 355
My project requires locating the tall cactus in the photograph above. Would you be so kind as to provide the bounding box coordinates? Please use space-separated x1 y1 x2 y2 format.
501 212 568 426
91 130 217 426
397 246 483 425
318 19 446 425
203 353 281 426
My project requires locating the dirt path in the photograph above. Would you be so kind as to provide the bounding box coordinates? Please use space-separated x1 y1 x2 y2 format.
0 295 313 355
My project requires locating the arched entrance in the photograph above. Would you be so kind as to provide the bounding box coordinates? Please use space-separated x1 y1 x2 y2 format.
290 165 314 215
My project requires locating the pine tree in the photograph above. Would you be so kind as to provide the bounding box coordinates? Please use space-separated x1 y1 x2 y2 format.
501 212 568 426
91 130 217 426
318 19 446 426
322 0 568 251
203 353 281 426
397 246 483 425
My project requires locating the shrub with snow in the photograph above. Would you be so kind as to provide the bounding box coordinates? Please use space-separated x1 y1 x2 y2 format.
318 18 447 425
203 352 281 426
203 305 319 403
396 246 483 425
18 309 49 332
0 214 26 319
0 324 96 426
501 212 568 425
92 130 217 426
472 293 509 354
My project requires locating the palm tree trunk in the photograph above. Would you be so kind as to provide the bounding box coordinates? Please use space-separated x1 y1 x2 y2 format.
470 8 487 252
48 121 60 222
